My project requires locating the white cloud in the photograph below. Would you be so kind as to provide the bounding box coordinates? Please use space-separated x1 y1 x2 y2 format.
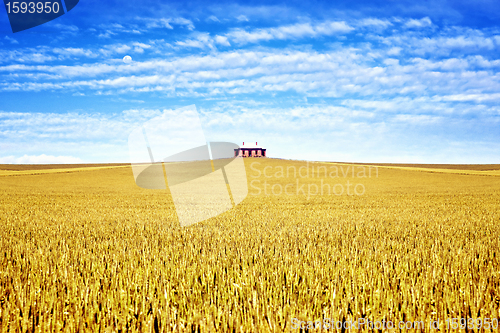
0 49 56 63
404 17 432 28
392 114 443 124
4 36 19 44
440 35 494 50
358 18 392 29
52 47 97 58
383 58 399 66
97 31 117 39
315 21 354 34
142 17 195 30
236 15 249 22
227 29 273 44
387 47 402 56
175 33 215 49
132 42 151 53
215 35 231 46
148 18 173 29
207 15 220 22
102 23 124 29
171 17 195 30
376 28 497 57
0 97 498 164
0 154 83 164
342 99 399 111
100 44 132 55
440 93 500 102
0 15 499 163
226 21 353 45
49 23 79 33
175 39 204 49
2 45 500 104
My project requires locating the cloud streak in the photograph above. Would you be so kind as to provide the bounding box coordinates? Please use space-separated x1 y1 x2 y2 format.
0 11 499 163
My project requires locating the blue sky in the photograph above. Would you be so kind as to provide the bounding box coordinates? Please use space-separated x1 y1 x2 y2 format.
0 0 499 163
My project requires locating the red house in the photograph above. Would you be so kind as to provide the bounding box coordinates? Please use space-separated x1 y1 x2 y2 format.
234 142 266 157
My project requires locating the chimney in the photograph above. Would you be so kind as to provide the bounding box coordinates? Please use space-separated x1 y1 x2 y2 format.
256 142 257 146
243 142 244 146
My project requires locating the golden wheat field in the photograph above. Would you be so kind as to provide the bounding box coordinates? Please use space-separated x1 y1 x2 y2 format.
0 158 499 332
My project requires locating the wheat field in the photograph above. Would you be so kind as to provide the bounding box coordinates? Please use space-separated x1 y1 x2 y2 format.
0 158 499 332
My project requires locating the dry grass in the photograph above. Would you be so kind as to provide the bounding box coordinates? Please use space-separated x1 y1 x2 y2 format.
0 163 129 171
344 162 500 171
0 158 499 332
0 166 130 177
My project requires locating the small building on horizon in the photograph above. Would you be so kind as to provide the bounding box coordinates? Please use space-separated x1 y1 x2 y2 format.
234 142 266 157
